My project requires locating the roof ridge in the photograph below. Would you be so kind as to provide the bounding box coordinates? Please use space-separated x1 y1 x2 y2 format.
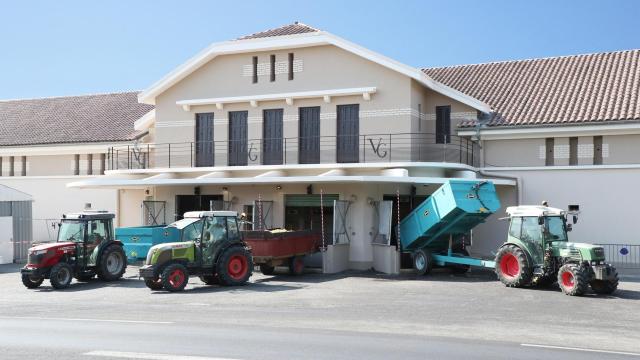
422 48 640 71
0 90 142 103
235 21 321 41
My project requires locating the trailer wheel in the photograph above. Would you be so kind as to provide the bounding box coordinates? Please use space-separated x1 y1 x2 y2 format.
50 262 73 289
413 249 433 276
199 275 220 286
450 249 471 274
21 274 44 289
161 263 189 292
260 264 275 276
144 278 164 291
557 264 588 296
217 246 253 286
97 245 127 281
495 245 532 287
289 256 305 276
590 266 618 295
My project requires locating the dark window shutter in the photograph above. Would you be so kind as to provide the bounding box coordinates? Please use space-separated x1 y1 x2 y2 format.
545 138 554 166
593 136 603 165
252 56 258 83
270 55 276 82
569 137 578 165
87 154 93 175
288 53 294 80
436 105 451 144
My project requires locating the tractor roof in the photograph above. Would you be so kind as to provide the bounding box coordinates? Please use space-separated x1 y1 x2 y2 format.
184 211 238 218
63 210 115 220
505 206 565 217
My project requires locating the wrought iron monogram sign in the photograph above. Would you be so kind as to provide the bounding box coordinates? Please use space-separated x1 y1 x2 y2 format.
369 138 388 158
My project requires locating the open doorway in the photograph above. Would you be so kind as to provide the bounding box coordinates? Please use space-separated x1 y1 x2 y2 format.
383 194 428 269
175 194 223 220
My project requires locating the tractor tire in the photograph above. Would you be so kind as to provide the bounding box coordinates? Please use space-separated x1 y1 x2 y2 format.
288 256 305 276
557 263 589 296
75 274 94 282
199 275 220 286
450 249 471 274
590 266 619 295
97 245 127 282
144 278 164 291
21 274 44 289
161 263 189 292
413 249 433 276
216 246 252 286
259 264 275 276
49 262 73 289
495 245 532 287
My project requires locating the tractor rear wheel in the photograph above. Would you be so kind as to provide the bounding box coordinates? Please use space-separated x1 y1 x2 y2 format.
288 256 305 276
161 263 189 292
21 274 44 289
590 266 619 295
97 245 127 281
217 246 252 286
199 275 220 286
260 264 275 276
413 249 433 276
557 264 589 296
144 278 164 291
50 262 73 289
450 249 471 274
495 245 532 287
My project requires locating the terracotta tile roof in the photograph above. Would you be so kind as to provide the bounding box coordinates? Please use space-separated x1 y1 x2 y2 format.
0 91 154 146
423 49 640 127
236 22 320 40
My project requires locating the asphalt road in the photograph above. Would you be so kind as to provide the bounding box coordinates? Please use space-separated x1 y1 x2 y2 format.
1 264 639 359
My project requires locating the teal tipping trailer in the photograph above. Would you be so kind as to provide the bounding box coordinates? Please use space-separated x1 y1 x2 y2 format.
399 179 501 274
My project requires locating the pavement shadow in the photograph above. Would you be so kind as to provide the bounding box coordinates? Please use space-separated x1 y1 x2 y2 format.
149 281 304 295
403 268 498 283
24 277 148 293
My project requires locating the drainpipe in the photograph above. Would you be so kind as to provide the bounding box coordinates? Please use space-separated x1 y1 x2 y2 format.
473 112 522 205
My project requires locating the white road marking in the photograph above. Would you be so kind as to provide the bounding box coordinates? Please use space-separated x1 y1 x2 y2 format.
1 316 173 325
521 343 640 357
84 350 240 360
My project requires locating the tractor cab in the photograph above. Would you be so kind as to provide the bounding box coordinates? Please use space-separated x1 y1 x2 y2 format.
58 211 115 267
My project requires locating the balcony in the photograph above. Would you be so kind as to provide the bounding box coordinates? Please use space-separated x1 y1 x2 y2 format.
107 133 479 171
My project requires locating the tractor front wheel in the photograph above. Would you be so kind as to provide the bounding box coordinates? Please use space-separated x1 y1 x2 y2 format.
590 266 619 295
161 264 189 292
21 274 44 289
557 264 589 296
217 246 252 286
144 278 164 291
50 262 73 289
413 249 433 276
495 245 532 287
97 245 127 281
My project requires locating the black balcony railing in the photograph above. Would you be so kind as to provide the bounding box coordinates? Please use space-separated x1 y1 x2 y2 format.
108 133 480 170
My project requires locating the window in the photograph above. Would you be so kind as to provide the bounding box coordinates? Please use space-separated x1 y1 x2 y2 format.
0 156 2 176
21 156 26 176
508 217 522 238
74 154 80 175
521 217 543 244
569 137 578 165
100 153 106 175
226 217 240 241
544 216 567 242
252 56 258 83
435 105 451 144
58 220 86 243
288 53 294 80
594 136 603 165
545 138 554 166
87 219 109 245
203 217 227 243
87 154 93 175
270 54 276 82
181 220 203 242
242 205 253 230
9 156 14 177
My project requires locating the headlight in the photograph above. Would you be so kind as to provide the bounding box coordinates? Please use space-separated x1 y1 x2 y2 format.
30 249 48 255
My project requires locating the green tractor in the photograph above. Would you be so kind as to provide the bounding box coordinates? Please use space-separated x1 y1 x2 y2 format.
139 211 252 292
495 205 618 296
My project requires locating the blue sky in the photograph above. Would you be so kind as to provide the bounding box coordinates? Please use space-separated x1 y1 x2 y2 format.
1 0 639 99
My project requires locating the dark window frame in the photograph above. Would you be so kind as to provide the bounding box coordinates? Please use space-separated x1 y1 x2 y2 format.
21 156 26 176
270 54 276 82
74 154 80 175
252 56 258 84
593 136 603 165
288 53 294 80
435 105 451 144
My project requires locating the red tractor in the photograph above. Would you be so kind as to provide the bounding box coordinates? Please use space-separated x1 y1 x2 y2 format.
21 211 127 289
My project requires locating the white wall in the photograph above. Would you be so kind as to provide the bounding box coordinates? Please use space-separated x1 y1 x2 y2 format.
0 177 117 242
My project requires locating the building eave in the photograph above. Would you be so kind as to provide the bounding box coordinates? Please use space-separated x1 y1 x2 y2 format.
457 122 640 140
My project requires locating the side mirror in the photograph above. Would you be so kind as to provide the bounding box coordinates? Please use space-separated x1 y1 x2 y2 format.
573 215 578 224
240 213 246 220
566 223 573 232
538 216 544 225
